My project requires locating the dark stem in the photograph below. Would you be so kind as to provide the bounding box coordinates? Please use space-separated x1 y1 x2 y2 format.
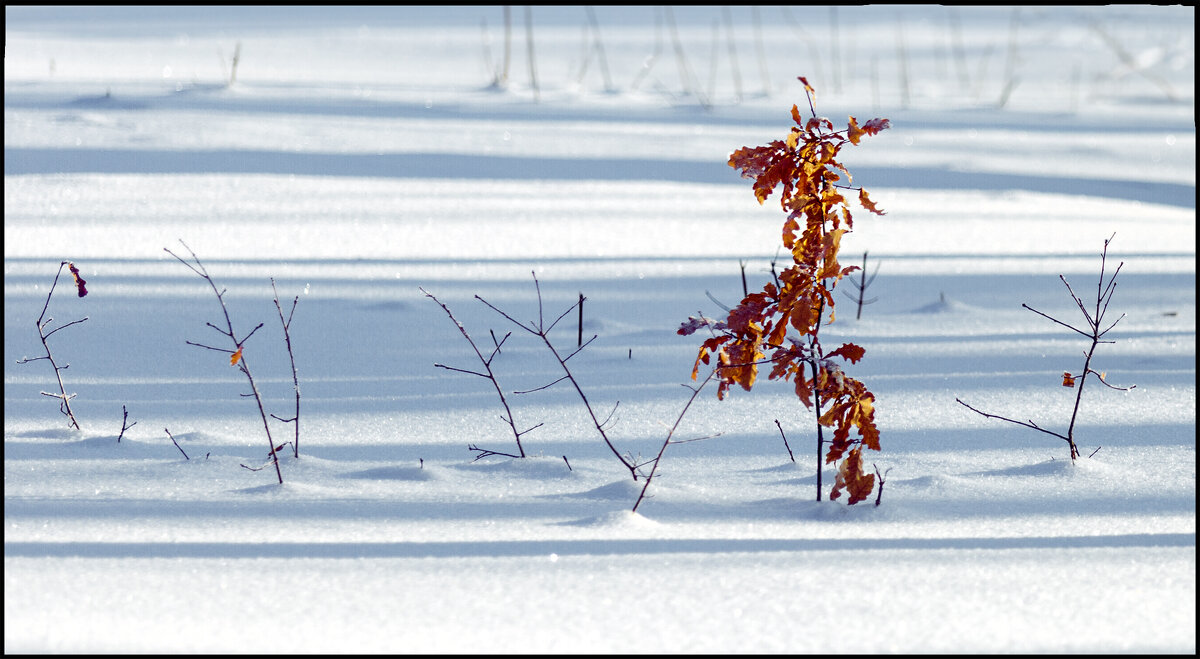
577 292 584 348
164 427 189 460
165 241 282 483
633 369 719 513
19 262 86 430
117 405 136 443
774 418 796 462
272 279 302 458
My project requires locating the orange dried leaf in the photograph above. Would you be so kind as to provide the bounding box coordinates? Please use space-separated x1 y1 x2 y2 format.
827 343 866 364
231 345 244 366
830 449 876 505
859 188 885 215
1062 372 1075 387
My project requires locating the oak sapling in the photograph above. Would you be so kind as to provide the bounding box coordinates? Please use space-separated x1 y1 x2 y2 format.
165 240 283 484
679 77 889 505
15 261 91 430
956 234 1134 461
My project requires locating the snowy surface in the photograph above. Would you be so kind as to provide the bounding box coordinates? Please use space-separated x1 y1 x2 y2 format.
4 5 1195 653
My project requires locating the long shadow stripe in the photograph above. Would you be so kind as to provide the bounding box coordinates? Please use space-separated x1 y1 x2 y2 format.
5 533 1193 559
5 148 1194 209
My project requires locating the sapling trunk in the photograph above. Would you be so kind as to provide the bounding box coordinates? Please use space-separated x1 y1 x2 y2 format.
810 300 827 502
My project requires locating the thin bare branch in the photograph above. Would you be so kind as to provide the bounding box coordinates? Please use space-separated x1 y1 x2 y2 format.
186 340 235 354
467 444 524 461
19 261 86 429
563 334 598 361
1021 303 1091 338
116 405 136 443
42 317 89 340
955 397 1071 442
546 296 582 334
775 418 796 462
633 368 720 513
271 278 302 457
164 427 189 460
433 362 491 379
1059 275 1097 329
514 374 570 395
1097 312 1126 338
705 290 732 312
475 294 537 334
667 431 723 445
1087 368 1136 391
599 400 621 431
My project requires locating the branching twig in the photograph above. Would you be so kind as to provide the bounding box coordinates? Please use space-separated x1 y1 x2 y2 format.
16 261 89 430
270 278 302 458
423 287 530 459
478 272 639 480
165 240 282 483
840 251 880 320
873 463 892 507
117 405 137 443
466 443 525 462
958 234 1134 460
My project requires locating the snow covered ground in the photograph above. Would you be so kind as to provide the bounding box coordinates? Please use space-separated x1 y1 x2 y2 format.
4 5 1195 653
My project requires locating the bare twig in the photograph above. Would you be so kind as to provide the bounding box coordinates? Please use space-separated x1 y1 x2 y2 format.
479 272 639 479
117 405 137 443
873 463 892 507
16 261 89 430
958 234 1134 460
164 427 189 460
840 251 881 320
775 419 796 463
165 240 282 483
955 397 1070 442
633 369 720 513
466 443 525 462
423 287 530 459
270 278 302 458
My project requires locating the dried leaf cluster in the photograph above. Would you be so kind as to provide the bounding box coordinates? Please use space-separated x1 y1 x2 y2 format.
679 78 889 504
